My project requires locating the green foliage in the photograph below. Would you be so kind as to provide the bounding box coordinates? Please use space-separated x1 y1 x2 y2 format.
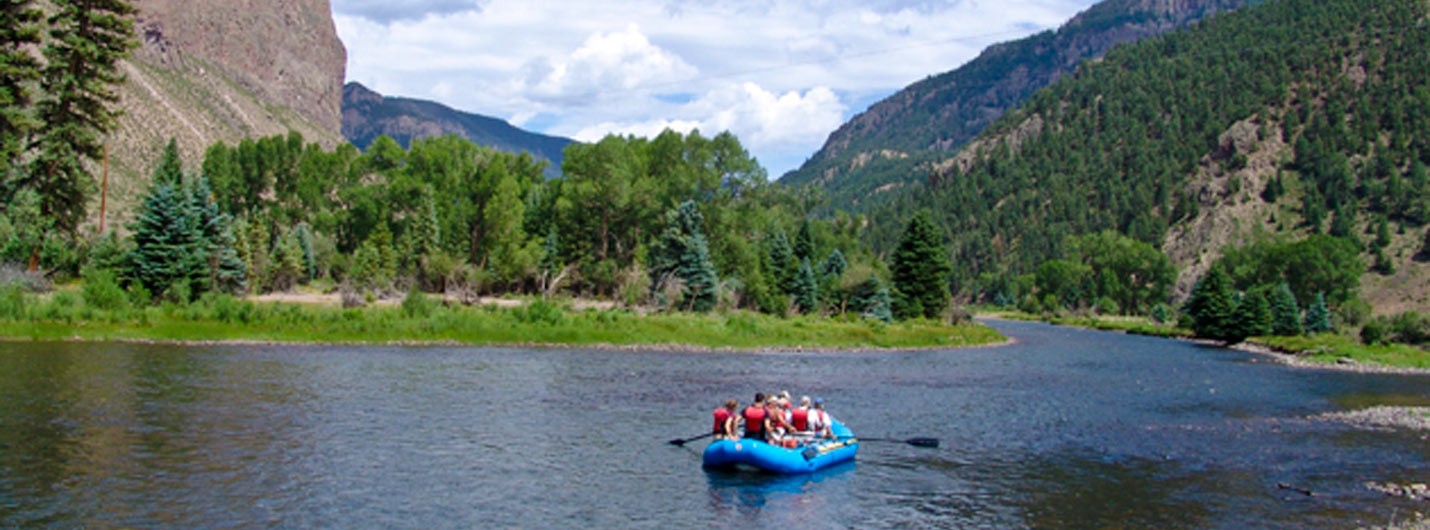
23 0 137 234
152 138 183 186
791 259 819 314
0 0 42 188
1303 291 1334 334
1268 282 1302 336
820 249 847 279
1229 289 1272 343
0 188 49 266
0 283 29 320
765 229 796 293
400 287 435 318
649 201 719 312
861 0 1430 306
891 211 951 320
1217 235 1362 307
1185 267 1236 342
80 267 127 311
128 172 245 299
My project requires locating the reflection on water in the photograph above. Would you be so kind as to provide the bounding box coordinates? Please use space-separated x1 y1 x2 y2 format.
1 321 1427 529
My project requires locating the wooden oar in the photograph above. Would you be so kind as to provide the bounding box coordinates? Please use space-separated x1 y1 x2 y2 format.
849 437 940 448
668 432 715 446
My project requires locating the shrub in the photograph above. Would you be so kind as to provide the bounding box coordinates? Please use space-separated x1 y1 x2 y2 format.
1360 318 1388 345
515 299 566 326
0 284 28 320
401 288 436 318
0 263 50 292
81 269 129 311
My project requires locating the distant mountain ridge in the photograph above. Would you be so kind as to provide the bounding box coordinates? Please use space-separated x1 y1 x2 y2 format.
781 0 1254 212
341 83 574 178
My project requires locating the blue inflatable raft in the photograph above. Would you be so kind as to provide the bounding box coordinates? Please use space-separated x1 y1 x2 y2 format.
701 419 858 474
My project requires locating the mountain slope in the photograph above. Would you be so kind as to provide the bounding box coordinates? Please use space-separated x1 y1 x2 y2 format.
870 0 1430 313
341 83 574 178
781 0 1252 212
104 0 346 229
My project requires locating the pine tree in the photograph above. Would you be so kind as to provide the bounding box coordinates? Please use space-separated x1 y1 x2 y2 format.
794 220 814 263
1268 282 1302 336
25 0 137 234
151 138 183 186
851 277 893 323
1303 291 1334 334
766 229 796 293
268 228 304 292
128 181 203 299
649 201 718 312
1229 290 1272 343
820 249 847 279
890 211 951 320
1185 267 1236 341
791 258 819 314
0 0 42 191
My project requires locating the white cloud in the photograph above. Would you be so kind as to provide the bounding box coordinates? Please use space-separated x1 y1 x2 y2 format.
334 0 1101 176
522 24 697 105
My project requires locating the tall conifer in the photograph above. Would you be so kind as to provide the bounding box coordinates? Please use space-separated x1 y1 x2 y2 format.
26 0 136 234
0 0 42 193
891 211 951 320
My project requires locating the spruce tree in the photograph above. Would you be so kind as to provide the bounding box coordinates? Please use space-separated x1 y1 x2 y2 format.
766 229 796 293
820 249 847 279
25 0 137 234
890 211 951 320
851 277 893 323
794 220 814 263
152 138 183 186
791 258 819 314
1185 267 1236 341
1268 282 1302 336
0 0 42 190
1303 291 1334 334
1229 290 1272 343
650 201 718 312
129 181 203 299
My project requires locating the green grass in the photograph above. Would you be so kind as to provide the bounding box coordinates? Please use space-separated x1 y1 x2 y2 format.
0 291 1005 351
1254 334 1430 369
984 309 1428 369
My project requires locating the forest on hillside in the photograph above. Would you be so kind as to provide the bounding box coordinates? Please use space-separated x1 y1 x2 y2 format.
863 0 1430 324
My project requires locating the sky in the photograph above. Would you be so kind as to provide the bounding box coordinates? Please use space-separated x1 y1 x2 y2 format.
332 0 1100 178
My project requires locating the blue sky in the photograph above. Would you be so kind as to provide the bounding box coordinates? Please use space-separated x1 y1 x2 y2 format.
332 0 1099 177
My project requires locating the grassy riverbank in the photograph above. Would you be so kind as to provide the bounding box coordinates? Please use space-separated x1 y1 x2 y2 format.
0 290 1005 350
987 310 1429 370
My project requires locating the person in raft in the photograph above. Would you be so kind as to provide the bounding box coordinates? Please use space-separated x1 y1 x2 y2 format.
790 396 812 438
766 395 798 447
741 392 769 441
713 399 739 440
807 397 834 440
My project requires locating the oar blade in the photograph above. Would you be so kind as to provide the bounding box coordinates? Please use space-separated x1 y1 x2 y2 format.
668 438 687 446
906 437 940 448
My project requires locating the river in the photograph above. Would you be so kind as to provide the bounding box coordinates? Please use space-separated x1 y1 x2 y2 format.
1 320 1426 529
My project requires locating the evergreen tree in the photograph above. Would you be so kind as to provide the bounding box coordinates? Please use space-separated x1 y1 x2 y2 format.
0 0 42 191
151 138 183 186
1229 290 1272 343
850 277 893 323
186 174 246 294
766 229 796 293
820 249 847 279
268 228 304 292
791 258 819 314
890 211 951 320
292 222 316 281
128 181 203 299
1268 282 1302 336
411 185 440 257
1303 291 1334 333
794 220 814 262
649 201 718 312
1185 267 1236 341
25 0 137 234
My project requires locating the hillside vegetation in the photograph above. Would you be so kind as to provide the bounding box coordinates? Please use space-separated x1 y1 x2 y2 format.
780 0 1251 213
864 0 1430 317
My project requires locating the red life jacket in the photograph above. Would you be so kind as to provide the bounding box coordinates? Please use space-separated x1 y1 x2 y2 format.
791 407 809 431
712 408 732 434
742 405 767 434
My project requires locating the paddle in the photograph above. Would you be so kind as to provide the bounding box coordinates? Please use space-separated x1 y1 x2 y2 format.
668 432 715 446
849 437 940 448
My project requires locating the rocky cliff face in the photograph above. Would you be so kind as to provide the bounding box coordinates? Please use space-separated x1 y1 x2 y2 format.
131 0 345 133
100 0 346 229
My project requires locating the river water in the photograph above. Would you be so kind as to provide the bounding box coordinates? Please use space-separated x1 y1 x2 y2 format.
1 320 1426 529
